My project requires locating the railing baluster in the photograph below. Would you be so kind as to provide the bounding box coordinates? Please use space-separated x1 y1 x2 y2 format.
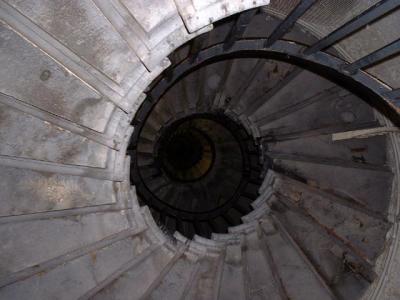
384 88 400 99
304 0 400 55
264 0 317 48
342 38 400 74
224 9 258 50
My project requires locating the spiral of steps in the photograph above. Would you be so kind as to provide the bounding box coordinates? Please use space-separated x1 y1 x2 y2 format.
1 0 400 299
130 99 263 238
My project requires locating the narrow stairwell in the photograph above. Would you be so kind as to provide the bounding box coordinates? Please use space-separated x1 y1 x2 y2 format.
1 1 400 299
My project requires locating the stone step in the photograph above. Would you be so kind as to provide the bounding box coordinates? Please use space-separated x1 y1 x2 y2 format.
257 90 375 138
0 102 110 167
218 240 246 300
0 0 153 112
147 243 200 300
267 134 389 167
260 218 336 300
0 229 148 300
90 241 177 300
269 198 375 297
242 227 283 299
182 246 225 299
249 70 335 122
0 210 140 285
0 22 122 135
272 158 393 215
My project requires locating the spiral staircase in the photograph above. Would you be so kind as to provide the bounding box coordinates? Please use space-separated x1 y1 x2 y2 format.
1 0 400 299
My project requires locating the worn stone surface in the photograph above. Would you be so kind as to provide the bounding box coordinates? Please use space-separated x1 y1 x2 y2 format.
5 0 141 89
261 221 335 300
0 211 130 277
243 230 281 299
268 135 388 166
218 243 246 300
0 22 114 132
184 253 224 300
93 245 174 299
258 96 376 137
0 235 145 300
274 160 393 213
148 252 198 299
0 165 118 216
175 0 270 32
0 103 109 167
249 70 335 122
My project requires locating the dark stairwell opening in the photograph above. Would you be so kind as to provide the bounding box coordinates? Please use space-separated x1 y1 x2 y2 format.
124 6 400 297
127 7 397 249
130 109 263 239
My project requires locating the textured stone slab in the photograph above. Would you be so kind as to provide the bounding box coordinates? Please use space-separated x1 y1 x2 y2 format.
175 0 270 33
148 252 198 300
274 160 393 214
94 0 212 69
243 229 281 299
268 135 388 166
93 244 175 300
219 243 246 300
0 22 114 133
0 235 146 300
261 220 334 300
0 211 130 278
5 0 141 90
184 252 224 300
257 92 375 136
0 103 109 167
250 70 335 122
275 177 390 261
0 165 118 217
269 203 370 298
